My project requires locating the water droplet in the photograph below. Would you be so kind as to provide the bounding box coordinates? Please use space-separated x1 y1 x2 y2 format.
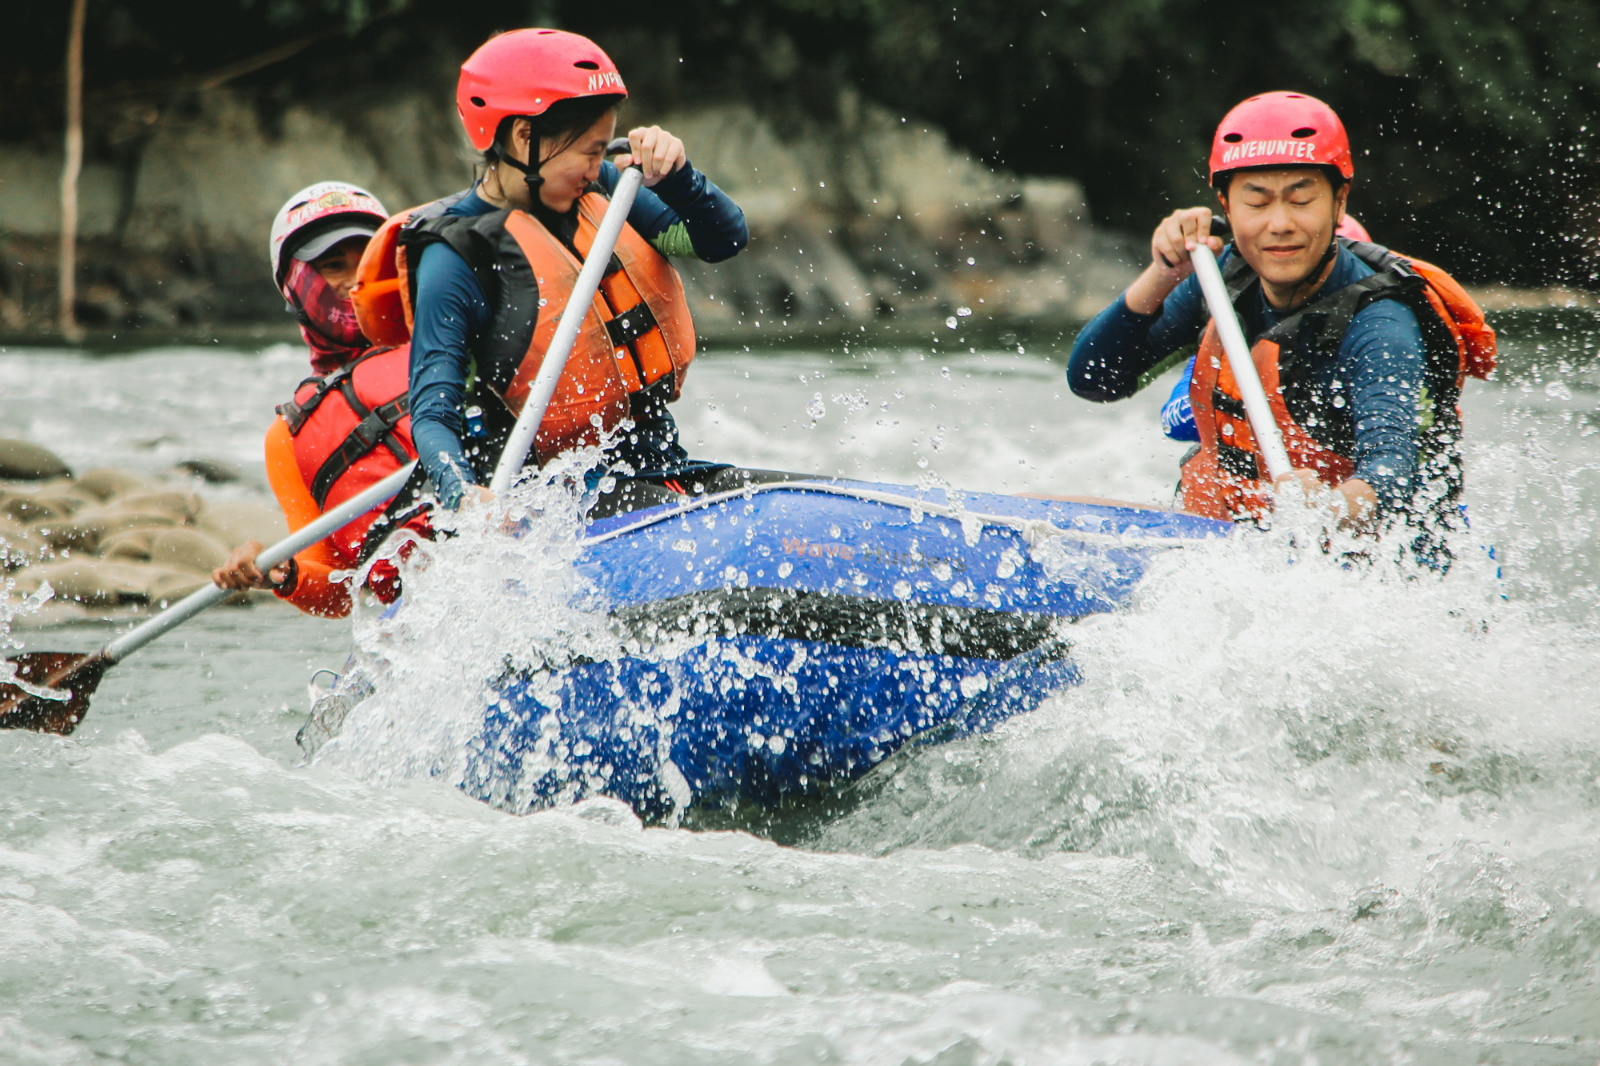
945 317 959 329
956 306 973 317
1546 380 1573 401
1332 395 1346 408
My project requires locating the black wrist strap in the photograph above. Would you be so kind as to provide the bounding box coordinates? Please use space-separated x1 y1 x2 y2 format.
269 556 300 595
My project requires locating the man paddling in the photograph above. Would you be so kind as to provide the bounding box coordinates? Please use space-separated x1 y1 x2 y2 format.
1068 92 1493 554
212 183 427 615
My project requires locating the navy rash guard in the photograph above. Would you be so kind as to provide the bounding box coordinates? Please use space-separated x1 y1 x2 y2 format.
1067 245 1427 513
410 160 747 506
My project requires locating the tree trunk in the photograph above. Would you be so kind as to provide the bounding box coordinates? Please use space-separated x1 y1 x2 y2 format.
59 0 87 342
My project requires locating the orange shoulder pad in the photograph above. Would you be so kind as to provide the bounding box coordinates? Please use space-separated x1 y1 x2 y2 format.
1402 255 1497 381
352 209 416 346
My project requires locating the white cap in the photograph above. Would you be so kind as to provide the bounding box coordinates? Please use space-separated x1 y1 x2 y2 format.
269 181 388 287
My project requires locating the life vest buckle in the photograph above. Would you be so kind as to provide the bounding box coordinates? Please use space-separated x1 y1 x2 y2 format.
605 302 660 349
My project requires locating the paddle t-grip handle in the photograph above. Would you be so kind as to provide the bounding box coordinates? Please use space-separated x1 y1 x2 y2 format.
488 165 646 494
101 460 418 663
1189 243 1293 482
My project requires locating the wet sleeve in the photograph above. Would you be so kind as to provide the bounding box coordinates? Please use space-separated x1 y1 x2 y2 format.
1067 277 1207 402
1338 299 1426 515
408 242 490 509
601 159 749 263
1159 354 1200 442
262 419 351 618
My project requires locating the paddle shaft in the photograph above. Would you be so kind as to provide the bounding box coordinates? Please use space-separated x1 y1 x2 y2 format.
101 460 417 663
488 164 645 494
1189 244 1293 482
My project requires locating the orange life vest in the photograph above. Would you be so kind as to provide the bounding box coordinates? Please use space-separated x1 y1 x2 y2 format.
352 189 694 470
275 345 417 562
1179 238 1496 522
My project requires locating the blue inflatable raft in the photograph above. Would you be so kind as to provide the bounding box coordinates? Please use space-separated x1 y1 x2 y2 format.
450 472 1228 819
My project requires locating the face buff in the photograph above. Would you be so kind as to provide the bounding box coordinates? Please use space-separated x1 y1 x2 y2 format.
283 258 366 373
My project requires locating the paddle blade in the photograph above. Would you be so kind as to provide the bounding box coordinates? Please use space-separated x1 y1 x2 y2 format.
0 652 111 735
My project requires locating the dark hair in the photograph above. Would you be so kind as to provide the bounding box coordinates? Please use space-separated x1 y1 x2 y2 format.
486 94 624 168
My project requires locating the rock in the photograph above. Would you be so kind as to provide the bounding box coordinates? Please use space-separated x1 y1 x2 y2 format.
76 468 158 502
198 500 287 550
35 509 179 553
14 559 209 607
174 458 242 484
103 527 230 574
0 439 71 481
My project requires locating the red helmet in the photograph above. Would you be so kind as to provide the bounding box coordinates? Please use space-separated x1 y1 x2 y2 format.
456 29 627 152
1208 91 1353 188
1336 213 1371 242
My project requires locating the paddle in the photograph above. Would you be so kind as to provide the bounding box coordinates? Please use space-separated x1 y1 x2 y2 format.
0 459 417 735
1188 233 1293 482
488 143 646 492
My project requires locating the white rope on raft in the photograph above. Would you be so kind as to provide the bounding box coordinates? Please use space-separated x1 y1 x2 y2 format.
576 480 1218 551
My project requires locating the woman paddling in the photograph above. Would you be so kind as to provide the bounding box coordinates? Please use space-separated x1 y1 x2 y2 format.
384 29 747 511
212 183 428 615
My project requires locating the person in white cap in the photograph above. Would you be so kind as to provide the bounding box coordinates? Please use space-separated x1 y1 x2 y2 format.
212 182 429 615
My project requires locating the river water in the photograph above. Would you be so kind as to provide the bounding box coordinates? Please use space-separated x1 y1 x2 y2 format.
3 313 1599 1064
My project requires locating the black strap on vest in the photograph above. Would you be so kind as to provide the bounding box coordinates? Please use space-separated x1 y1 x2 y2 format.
1214 238 1435 439
276 347 396 433
398 213 507 312
606 301 659 349
276 346 412 509
308 385 411 509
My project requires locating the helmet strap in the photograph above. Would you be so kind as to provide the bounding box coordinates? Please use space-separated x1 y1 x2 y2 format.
487 141 545 198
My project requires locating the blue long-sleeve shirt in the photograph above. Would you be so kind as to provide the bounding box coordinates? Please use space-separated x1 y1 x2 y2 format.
1068 246 1426 513
410 160 748 506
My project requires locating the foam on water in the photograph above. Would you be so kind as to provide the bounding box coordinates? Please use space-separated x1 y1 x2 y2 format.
3 322 1599 1063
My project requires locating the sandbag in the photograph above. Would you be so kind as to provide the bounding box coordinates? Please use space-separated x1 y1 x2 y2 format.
110 491 203 520
198 500 288 549
103 527 230 573
76 468 157 502
98 528 161 561
14 559 208 607
0 482 96 523
0 440 71 481
36 509 179 553
2 494 74 523
174 458 242 484
0 515 44 569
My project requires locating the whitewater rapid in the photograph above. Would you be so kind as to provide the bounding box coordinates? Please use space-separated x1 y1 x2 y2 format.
3 313 1598 1064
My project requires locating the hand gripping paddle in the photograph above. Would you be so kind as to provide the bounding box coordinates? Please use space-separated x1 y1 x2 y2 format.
0 460 417 735
1188 223 1292 482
